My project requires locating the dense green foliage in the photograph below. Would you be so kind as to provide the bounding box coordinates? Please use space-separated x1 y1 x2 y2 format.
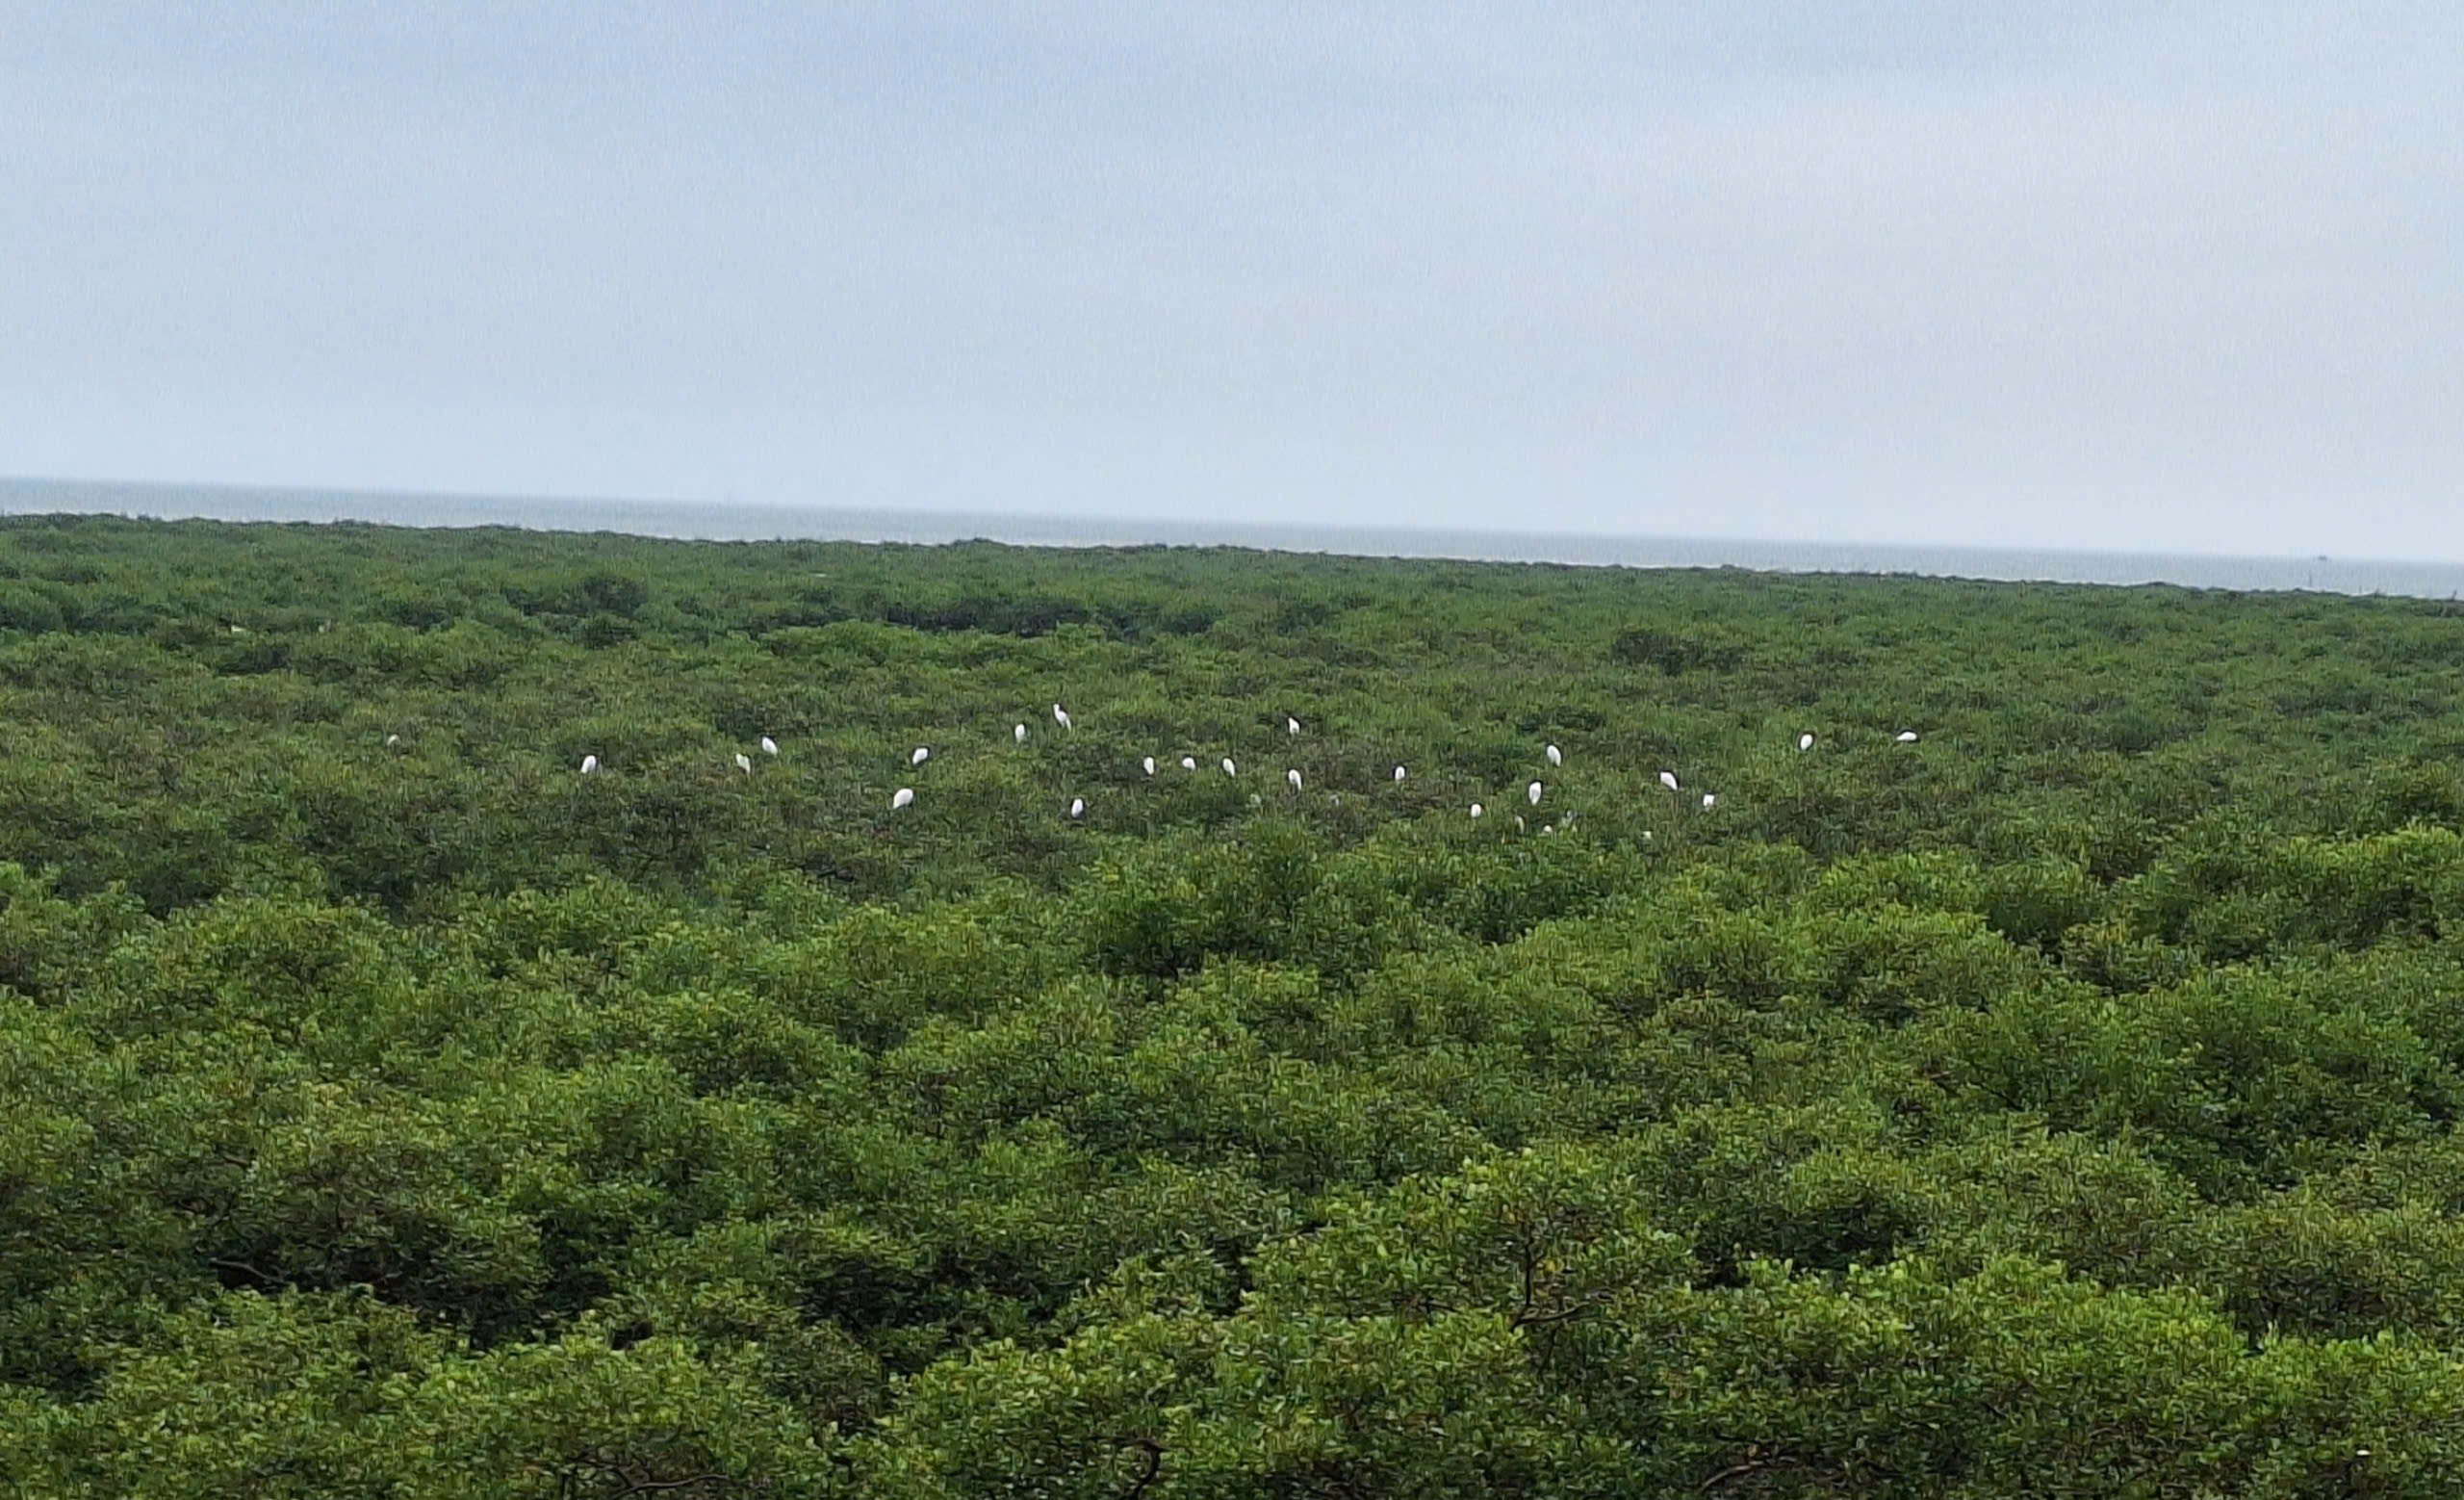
9 512 2464 1494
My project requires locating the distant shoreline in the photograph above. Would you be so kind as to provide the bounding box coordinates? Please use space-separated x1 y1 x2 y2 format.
6 475 2461 600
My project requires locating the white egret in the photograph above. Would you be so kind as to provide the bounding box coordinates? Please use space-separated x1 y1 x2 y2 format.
1393 765 1407 781
1798 733 1814 752
1527 781 1544 806
1053 704 1072 729
1541 824 1554 836
761 737 779 756
1469 803 1484 818
384 734 400 747
1546 743 1562 766
1181 756 1197 771
1221 758 1237 776
1287 768 1303 790
891 787 914 810
1896 730 1920 743
1658 770 1680 791
1142 757 1156 776
1516 815 1527 831
734 753 754 773
911 746 930 765
1069 798 1086 818
1702 792 1717 810
579 755 599 775
1288 716 1301 735
1014 723 1028 743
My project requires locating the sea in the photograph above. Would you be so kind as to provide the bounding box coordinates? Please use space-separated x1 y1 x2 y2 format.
8 476 2464 601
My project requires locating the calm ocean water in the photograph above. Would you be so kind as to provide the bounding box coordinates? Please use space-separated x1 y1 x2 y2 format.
9 476 2464 600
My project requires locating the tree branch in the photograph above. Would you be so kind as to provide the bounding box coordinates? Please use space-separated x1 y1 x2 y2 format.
1120 1437 1165 1500
612 1475 728 1498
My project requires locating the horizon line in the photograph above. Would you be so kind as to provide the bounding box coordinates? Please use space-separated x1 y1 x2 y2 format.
0 472 2451 580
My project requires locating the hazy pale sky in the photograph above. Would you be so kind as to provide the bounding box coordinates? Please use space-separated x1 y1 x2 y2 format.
5 3 2459 556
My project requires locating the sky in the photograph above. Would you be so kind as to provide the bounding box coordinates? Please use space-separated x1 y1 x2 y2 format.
3 3 2460 556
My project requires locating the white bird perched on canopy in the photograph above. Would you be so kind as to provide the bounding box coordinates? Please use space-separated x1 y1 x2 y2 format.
1014 724 1028 743
579 755 599 775
1658 770 1679 791
1393 765 1407 781
1221 758 1237 776
891 787 914 810
734 753 753 773
1527 781 1544 805
1053 704 1072 729
1469 803 1484 818
1287 716 1301 735
1702 792 1717 809
1180 756 1197 770
384 734 400 747
1896 730 1920 743
760 737 779 756
911 746 930 765
1798 733 1814 752
1142 757 1156 775
1287 768 1303 790
1069 797 1086 818
1546 743 1562 766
